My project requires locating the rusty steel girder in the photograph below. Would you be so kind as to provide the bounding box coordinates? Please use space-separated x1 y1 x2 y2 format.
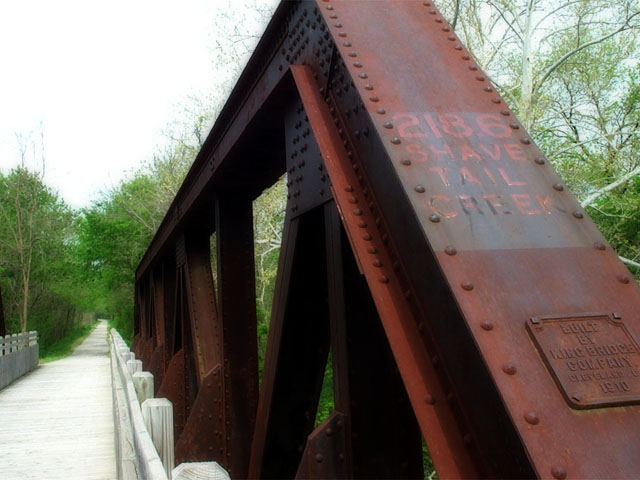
132 1 640 478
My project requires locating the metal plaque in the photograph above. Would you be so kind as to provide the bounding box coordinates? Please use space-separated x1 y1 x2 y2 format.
527 313 640 409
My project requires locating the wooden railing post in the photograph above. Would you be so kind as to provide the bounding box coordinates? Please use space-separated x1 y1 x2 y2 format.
142 398 175 478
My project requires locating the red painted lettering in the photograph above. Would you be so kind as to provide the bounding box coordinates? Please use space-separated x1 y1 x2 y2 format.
458 195 484 214
394 114 426 138
483 167 497 184
405 143 429 163
483 194 512 215
460 145 483 162
430 144 454 161
429 195 457 218
536 194 566 214
429 167 451 186
511 194 540 215
460 168 482 186
504 143 527 162
479 144 501 161
498 168 527 186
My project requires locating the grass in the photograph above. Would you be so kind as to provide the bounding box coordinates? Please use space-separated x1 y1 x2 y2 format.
39 322 99 363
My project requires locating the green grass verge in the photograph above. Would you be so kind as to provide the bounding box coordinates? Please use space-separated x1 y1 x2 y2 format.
39 322 99 363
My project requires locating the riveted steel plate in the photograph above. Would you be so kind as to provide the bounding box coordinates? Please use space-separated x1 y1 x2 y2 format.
527 313 640 409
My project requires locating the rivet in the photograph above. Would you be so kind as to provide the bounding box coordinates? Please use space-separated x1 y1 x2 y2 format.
329 14 337 19
553 183 564 191
436 18 443 23
353 208 363 216
429 213 440 223
380 275 389 283
551 466 568 480
442 27 450 32
480 320 493 331
618 275 631 284
447 35 456 41
348 51 356 57
359 72 368 78
354 61 363 67
384 122 393 129
370 95 379 102
476 75 485 81
445 245 457 255
368 246 377 254
461 281 474 291
345 185 354 192
429 9 436 14
358 220 367 228
349 196 358 204
572 393 582 402
393 261 400 272
503 362 517 375
364 84 373 90
373 259 382 267
336 23 344 28
454 45 462 50
521 137 531 144
415 184 425 193
492 98 501 104
510 123 520 129
501 110 510 116
391 136 401 144
315 453 324 463
462 54 471 60
483 86 493 92
424 394 436 405
363 233 372 240
326 5 334 10
376 107 386 114
469 65 478 71
401 159 412 166
325 427 334 436
613 312 622 319
339 32 347 37
524 412 539 425
463 434 472 446
572 210 584 219
343 41 352 47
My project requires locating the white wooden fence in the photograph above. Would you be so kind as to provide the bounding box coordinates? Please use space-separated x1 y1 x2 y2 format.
0 331 38 390
110 330 231 480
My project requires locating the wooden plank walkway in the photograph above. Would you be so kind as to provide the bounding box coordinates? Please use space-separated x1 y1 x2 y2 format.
0 321 117 479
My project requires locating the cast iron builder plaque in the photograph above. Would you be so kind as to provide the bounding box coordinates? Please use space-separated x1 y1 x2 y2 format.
527 313 640 409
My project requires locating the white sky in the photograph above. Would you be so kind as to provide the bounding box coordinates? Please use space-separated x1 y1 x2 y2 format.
0 0 276 209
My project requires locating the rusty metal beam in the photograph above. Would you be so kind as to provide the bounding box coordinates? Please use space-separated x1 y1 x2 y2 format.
215 194 259 478
134 1 640 478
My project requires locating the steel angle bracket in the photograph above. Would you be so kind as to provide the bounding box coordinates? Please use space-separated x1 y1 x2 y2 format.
175 364 226 467
291 64 477 479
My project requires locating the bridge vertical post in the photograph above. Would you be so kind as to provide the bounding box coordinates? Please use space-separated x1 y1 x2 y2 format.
215 194 259 479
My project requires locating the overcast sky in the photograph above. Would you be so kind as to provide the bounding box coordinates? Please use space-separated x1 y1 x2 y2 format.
0 0 276 209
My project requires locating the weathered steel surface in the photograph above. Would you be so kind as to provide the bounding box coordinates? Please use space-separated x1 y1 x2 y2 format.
132 1 640 478
295 412 349 479
175 365 226 466
215 195 259 479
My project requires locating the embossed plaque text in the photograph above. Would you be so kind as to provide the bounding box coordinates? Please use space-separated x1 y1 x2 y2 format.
527 313 640 409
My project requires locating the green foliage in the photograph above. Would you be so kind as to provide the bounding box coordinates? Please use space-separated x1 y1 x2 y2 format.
39 321 98 363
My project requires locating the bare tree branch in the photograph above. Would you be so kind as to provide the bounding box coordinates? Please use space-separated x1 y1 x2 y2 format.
534 12 640 94
581 165 640 208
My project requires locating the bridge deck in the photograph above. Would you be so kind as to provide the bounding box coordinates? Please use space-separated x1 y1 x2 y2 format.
0 321 116 479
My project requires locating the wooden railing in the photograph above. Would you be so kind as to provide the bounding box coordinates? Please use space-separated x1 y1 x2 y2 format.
0 331 38 390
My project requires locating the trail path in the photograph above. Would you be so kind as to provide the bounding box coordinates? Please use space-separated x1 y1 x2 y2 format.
0 321 116 479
